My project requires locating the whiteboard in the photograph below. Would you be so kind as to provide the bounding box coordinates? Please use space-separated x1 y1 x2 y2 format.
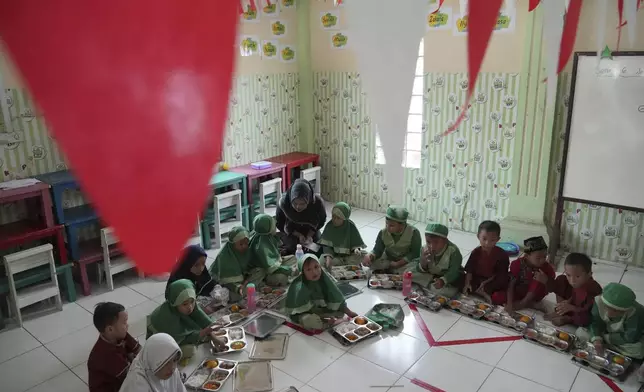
562 54 644 210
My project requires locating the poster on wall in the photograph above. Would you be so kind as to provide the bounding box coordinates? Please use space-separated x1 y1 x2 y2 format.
453 7 515 36
241 5 260 23
239 35 260 56
279 43 297 63
329 31 349 49
262 1 280 17
271 20 288 36
280 0 296 9
320 11 340 30
426 6 452 31
261 40 279 59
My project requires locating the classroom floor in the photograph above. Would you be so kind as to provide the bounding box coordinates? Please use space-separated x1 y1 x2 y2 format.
1 202 644 392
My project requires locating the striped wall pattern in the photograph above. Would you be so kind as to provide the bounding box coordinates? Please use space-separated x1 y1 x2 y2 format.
313 72 520 233
546 73 644 266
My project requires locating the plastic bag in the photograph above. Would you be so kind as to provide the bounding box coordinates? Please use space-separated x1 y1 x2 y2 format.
210 284 230 306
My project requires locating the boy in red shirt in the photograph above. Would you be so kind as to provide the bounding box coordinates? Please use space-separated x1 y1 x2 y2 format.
88 302 141 392
545 252 602 327
463 221 509 303
493 236 555 312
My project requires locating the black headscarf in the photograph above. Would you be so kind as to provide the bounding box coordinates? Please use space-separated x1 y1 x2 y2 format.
276 179 326 233
165 245 214 298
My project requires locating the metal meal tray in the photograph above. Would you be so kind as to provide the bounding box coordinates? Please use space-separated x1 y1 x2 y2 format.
523 322 576 352
249 333 289 360
243 312 285 338
446 298 491 319
210 327 247 354
332 316 382 344
211 304 250 328
337 281 362 299
406 291 447 312
184 358 238 391
256 286 287 309
483 306 533 331
330 265 366 280
571 342 634 381
368 274 403 290
233 361 274 392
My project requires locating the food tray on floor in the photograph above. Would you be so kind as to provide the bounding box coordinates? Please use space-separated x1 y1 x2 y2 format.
571 342 634 381
523 322 575 352
337 281 362 299
256 286 287 308
233 361 274 392
368 274 403 290
211 304 249 327
483 306 533 331
405 290 448 312
185 358 238 391
330 265 366 280
447 296 492 319
331 316 382 344
210 327 247 354
249 333 289 360
243 312 286 338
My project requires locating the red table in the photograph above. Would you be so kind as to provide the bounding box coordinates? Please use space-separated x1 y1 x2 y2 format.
267 152 320 189
229 162 287 206
0 179 55 228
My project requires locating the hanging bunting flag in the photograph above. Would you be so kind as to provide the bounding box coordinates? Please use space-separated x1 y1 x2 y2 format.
442 0 504 136
623 0 638 47
459 0 468 16
430 0 446 14
345 0 426 204
505 0 516 19
542 0 566 111
556 0 583 73
596 0 609 62
617 0 625 50
529 0 541 11
0 0 239 274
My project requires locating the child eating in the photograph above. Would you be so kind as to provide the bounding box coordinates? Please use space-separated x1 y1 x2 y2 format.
319 202 366 269
209 226 258 302
285 254 358 330
407 222 463 297
463 221 509 303
147 279 225 359
545 252 602 327
249 214 297 286
577 283 644 359
88 302 141 392
363 205 422 273
494 236 555 311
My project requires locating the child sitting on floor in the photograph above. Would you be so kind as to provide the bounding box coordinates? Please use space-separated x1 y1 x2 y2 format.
577 283 644 360
249 214 297 286
463 220 509 303
319 202 366 269
495 236 555 311
147 279 225 360
407 222 463 297
88 302 141 392
362 205 422 273
285 254 358 330
545 252 602 327
165 244 214 298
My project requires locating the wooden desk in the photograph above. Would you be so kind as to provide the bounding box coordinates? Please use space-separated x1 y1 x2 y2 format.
267 152 320 189
229 163 286 207
208 170 248 205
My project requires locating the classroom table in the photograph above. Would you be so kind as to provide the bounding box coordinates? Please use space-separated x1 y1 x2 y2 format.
229 162 286 207
267 152 320 189
0 178 55 228
208 170 248 204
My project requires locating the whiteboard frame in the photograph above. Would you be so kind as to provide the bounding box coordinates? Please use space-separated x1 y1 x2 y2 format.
551 51 644 262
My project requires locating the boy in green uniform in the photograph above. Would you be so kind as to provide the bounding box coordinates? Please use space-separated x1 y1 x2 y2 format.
363 206 422 273
407 222 463 297
577 282 644 360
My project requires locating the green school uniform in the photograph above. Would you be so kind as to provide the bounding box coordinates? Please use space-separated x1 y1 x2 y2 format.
147 279 212 358
285 254 346 330
319 202 366 267
249 214 297 286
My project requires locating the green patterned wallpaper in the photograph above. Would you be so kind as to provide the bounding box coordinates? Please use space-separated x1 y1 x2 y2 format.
545 74 644 266
314 71 520 233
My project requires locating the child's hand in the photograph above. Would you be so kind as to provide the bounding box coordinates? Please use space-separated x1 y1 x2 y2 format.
210 335 227 351
345 309 358 318
433 279 445 289
593 340 604 356
391 259 406 269
555 302 575 315
362 254 373 267
505 302 514 313
534 270 548 284
200 326 214 337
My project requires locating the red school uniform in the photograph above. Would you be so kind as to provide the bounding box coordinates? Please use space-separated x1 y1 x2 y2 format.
464 246 510 295
88 333 140 392
552 275 602 326
491 257 556 305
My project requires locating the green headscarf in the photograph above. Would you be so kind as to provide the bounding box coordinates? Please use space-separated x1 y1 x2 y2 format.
148 279 212 344
285 254 346 316
425 222 448 238
319 202 366 255
210 226 251 285
386 205 409 223
249 214 289 274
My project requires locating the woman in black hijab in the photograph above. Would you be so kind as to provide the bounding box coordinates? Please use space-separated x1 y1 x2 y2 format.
275 178 327 255
165 245 215 298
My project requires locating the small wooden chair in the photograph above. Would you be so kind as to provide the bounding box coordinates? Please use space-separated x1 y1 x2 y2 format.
209 189 243 249
300 166 321 194
99 227 137 291
3 244 63 327
258 177 282 218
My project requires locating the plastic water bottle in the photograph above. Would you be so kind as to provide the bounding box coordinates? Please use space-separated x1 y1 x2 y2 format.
246 283 256 313
402 271 413 297
295 244 304 262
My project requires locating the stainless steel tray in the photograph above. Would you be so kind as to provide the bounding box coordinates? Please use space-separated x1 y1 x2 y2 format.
368 274 403 290
249 333 289 360
233 361 274 392
332 316 382 344
243 312 286 338
571 342 633 381
184 358 238 391
523 322 576 352
210 327 247 354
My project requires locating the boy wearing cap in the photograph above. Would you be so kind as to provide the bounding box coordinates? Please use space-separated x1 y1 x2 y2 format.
363 206 422 273
406 222 463 297
577 282 644 360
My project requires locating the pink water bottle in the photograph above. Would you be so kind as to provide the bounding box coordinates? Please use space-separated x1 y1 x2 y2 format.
402 271 413 297
246 283 256 313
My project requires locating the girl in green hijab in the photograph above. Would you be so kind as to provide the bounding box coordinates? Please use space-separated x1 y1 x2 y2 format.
285 254 358 330
249 214 297 286
319 202 366 269
147 279 225 359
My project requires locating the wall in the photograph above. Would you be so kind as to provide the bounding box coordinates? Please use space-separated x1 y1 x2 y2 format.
311 0 526 232
545 2 644 265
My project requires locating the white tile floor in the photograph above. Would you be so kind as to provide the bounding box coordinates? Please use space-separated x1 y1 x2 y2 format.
1 203 643 392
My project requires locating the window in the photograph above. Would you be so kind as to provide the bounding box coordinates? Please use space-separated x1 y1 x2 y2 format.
376 39 424 169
